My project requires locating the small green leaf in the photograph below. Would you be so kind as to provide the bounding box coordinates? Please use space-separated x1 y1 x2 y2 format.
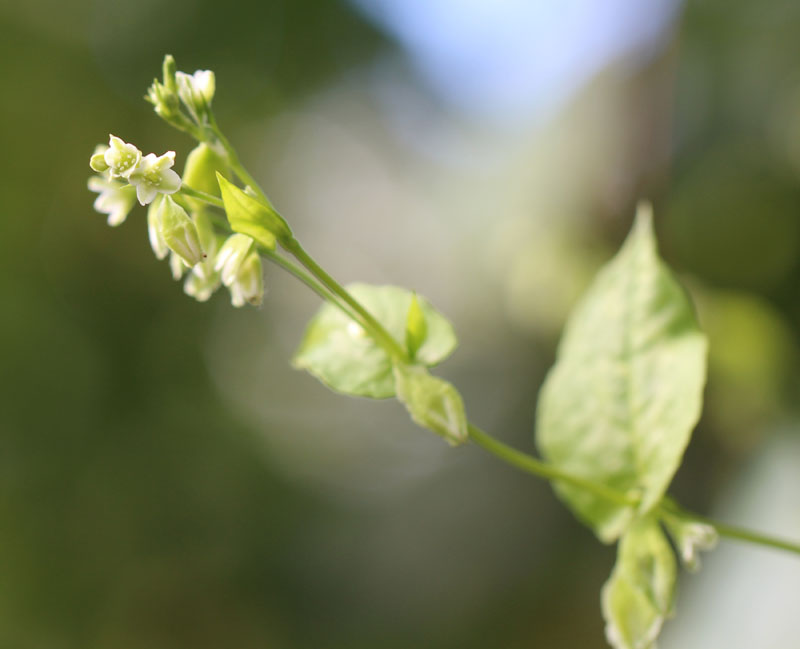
393 363 468 445
405 293 428 360
216 172 290 250
293 284 457 398
601 517 676 649
536 204 707 542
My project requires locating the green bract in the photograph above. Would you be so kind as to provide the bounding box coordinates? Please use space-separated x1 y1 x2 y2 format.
536 204 707 542
405 293 427 361
217 172 290 249
393 363 468 445
601 517 676 649
293 284 457 398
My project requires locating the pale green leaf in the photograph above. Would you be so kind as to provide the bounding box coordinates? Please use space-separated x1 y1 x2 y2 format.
601 517 676 649
536 204 707 542
393 363 467 445
405 293 428 360
293 284 457 398
216 172 290 250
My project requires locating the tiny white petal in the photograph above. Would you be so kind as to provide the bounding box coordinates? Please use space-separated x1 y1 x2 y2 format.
137 184 158 205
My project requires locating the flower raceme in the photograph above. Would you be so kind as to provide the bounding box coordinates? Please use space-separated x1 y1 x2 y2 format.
88 134 265 308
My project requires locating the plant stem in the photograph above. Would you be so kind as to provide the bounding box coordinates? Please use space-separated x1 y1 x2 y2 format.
180 184 224 208
201 116 800 561
710 521 800 555
260 248 364 325
467 424 639 507
207 115 273 207
282 236 409 361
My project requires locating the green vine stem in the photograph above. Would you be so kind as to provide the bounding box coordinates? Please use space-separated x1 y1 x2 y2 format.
181 115 800 560
659 499 800 556
467 424 638 507
282 236 410 361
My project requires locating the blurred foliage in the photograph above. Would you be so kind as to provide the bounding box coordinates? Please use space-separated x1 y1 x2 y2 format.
0 0 799 647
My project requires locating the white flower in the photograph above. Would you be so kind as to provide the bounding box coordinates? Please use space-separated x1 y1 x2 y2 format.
184 267 222 302
147 197 169 259
169 252 189 280
87 175 137 226
176 70 215 120
128 151 182 205
214 234 254 286
227 251 263 308
103 135 141 180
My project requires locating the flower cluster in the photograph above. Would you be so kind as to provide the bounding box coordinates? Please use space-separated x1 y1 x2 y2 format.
88 134 263 308
146 55 216 136
90 135 182 208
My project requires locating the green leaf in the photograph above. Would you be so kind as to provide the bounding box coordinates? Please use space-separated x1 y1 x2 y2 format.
293 284 457 398
536 204 707 542
405 293 428 360
393 363 468 445
601 517 676 649
216 172 290 250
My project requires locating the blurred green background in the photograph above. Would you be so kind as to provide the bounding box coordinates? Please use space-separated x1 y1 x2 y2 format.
1 0 800 647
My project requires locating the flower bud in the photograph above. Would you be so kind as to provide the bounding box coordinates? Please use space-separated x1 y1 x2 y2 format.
163 54 178 94
176 70 215 122
228 251 263 308
89 144 109 173
184 267 222 303
147 196 169 260
663 516 718 572
146 79 180 120
155 196 205 267
170 252 189 280
214 234 254 286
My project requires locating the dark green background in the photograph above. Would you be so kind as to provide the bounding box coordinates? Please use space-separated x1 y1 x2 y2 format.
1 0 799 647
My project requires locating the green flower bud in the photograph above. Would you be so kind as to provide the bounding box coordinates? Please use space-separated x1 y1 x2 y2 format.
89 144 109 173
180 212 223 302
163 54 178 94
146 79 180 120
155 196 205 267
